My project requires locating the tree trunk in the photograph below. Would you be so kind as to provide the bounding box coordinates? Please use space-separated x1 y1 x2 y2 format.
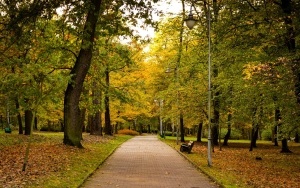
93 111 102 135
180 113 185 142
281 138 292 153
115 122 118 134
24 110 33 135
250 106 257 151
212 89 220 146
250 127 259 151
273 96 280 146
63 0 102 147
15 99 23 134
295 133 299 143
104 68 112 135
80 108 86 133
223 113 232 146
196 121 202 142
87 115 92 133
274 126 279 146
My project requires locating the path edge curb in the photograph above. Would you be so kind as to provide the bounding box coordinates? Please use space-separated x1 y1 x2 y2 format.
78 136 134 188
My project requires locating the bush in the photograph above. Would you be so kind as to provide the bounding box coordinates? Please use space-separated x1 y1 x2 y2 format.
118 129 139 136
220 129 242 140
164 131 177 137
40 126 61 132
261 129 272 141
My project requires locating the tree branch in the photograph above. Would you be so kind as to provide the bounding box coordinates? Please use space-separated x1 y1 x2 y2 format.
244 0 257 11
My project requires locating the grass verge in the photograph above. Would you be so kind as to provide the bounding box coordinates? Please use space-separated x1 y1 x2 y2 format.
0 132 132 188
162 136 300 188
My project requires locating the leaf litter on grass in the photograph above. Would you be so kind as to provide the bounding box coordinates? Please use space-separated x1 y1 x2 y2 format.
190 141 300 188
0 133 117 188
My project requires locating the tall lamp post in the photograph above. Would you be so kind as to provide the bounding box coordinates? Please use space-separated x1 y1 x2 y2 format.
185 1 212 166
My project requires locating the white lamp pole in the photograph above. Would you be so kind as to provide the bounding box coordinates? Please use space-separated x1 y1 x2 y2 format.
185 0 212 166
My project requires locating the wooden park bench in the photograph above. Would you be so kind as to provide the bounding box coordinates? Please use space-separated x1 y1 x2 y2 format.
180 141 194 154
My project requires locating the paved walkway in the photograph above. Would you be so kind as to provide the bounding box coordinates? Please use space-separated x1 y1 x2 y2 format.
81 135 219 188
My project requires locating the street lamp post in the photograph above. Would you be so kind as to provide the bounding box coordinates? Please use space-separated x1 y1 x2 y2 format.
184 0 212 166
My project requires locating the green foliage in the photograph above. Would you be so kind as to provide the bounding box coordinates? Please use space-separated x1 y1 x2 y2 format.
219 129 243 140
261 129 272 141
164 131 177 137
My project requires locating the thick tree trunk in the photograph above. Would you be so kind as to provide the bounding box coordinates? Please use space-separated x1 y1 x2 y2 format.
294 133 299 143
197 121 203 142
93 111 102 135
24 110 33 135
250 127 259 151
223 113 232 146
63 0 102 147
180 113 185 142
15 99 23 134
281 138 292 153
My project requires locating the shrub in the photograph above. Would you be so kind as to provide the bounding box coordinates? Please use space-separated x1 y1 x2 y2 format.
220 129 242 140
40 125 61 132
164 131 177 137
261 129 272 141
118 129 139 136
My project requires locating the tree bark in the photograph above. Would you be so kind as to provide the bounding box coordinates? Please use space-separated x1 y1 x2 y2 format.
223 113 232 146
92 111 102 135
281 138 292 153
294 133 299 143
24 110 33 135
273 126 279 146
104 68 112 135
212 69 220 146
250 107 258 151
63 0 102 147
180 113 185 142
250 127 259 151
197 121 203 142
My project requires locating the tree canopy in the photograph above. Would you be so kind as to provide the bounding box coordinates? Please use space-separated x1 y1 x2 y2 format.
0 0 299 148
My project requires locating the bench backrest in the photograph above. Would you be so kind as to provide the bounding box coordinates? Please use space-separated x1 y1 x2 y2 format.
188 141 194 147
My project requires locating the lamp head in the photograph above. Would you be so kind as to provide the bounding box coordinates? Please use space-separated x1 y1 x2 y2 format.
185 13 197 29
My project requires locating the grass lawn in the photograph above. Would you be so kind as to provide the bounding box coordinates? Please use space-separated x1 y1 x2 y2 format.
162 136 300 188
0 131 132 188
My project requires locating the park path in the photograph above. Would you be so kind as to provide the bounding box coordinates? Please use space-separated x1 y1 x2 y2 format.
81 135 219 188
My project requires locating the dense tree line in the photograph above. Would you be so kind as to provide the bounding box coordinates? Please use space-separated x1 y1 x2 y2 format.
1 0 299 152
